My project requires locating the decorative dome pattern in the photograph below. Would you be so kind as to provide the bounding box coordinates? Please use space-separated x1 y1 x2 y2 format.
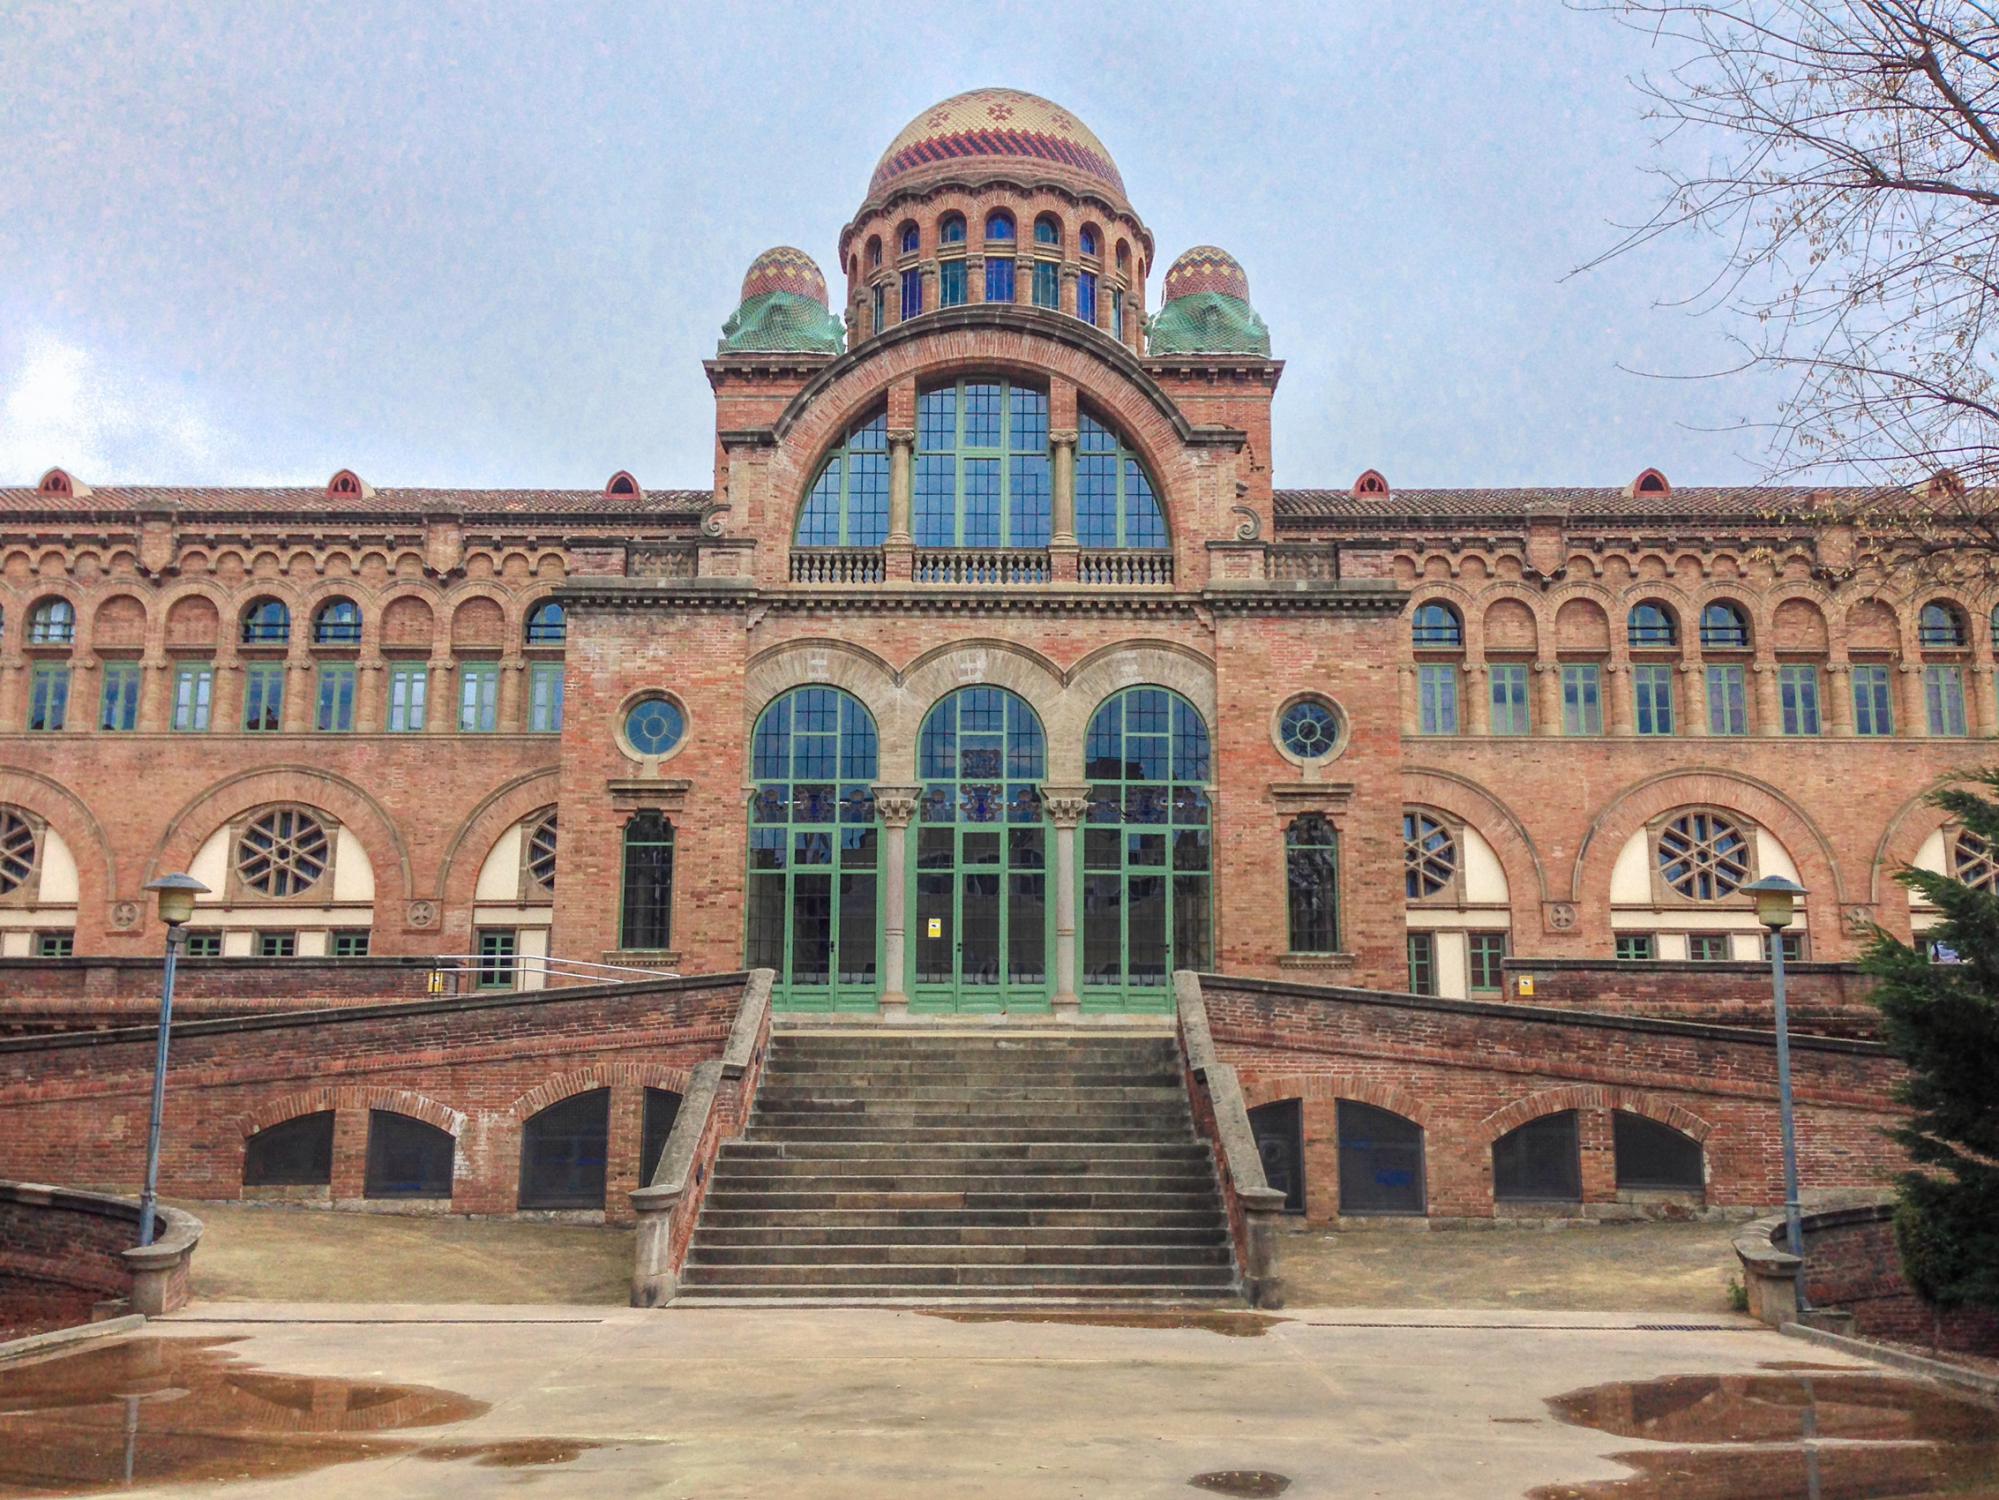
741 246 829 307
868 89 1126 206
1163 247 1250 303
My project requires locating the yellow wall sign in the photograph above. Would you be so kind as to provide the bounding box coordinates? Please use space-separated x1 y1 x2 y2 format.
1516 975 1535 997
926 917 943 939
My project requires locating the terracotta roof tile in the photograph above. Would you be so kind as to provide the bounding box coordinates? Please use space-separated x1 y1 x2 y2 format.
1272 485 1858 524
0 486 711 521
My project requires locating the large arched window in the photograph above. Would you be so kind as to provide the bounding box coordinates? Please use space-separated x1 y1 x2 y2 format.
620 812 674 951
519 1089 609 1210
1081 686 1212 1007
747 687 881 1011
797 410 890 548
1286 815 1340 953
1076 414 1167 550
915 380 1051 550
913 687 1048 1011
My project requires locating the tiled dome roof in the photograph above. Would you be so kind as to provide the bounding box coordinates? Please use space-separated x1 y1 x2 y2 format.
1163 246 1250 303
868 89 1127 208
741 246 829 307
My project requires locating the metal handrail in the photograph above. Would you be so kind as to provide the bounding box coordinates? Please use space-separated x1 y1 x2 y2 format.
426 954 680 990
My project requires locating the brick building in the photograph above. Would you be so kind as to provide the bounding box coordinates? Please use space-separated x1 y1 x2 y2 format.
0 89 1969 1240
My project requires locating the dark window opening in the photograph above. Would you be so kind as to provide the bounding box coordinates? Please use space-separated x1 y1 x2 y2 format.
620 813 675 951
1406 931 1437 996
1248 1099 1305 1214
1337 1100 1426 1215
520 1088 610 1210
1612 1111 1704 1192
243 1111 333 1187
1492 1110 1582 1203
364 1110 454 1199
640 1087 682 1188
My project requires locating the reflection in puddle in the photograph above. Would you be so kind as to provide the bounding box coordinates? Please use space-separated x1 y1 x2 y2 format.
415 1439 600 1468
1189 1471 1292 1496
919 1309 1285 1338
0 1336 586 1495
1532 1370 1999 1498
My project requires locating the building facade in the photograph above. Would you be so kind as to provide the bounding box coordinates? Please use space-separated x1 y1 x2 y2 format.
0 88 1988 1015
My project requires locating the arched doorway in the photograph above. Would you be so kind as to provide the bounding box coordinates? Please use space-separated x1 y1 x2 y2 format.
911 686 1050 1013
745 686 882 1012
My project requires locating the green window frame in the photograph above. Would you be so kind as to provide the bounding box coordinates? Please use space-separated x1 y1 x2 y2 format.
938 257 968 307
255 931 297 959
1488 663 1530 735
984 256 1015 303
1285 815 1340 954
1852 664 1894 736
1779 665 1820 736
1925 664 1968 736
1615 933 1655 961
182 931 222 957
1633 664 1675 736
912 686 1050 1012
1467 931 1508 993
1705 663 1748 736
386 662 428 733
529 663 564 734
1111 286 1125 340
1418 664 1459 735
914 381 1053 550
331 929 371 958
746 687 881 1012
1686 932 1731 962
797 411 890 549
35 931 75 958
1031 258 1060 308
29 663 69 732
620 812 675 952
99 661 141 731
1406 931 1437 995
1076 412 1167 549
475 927 517 988
870 283 884 334
173 663 213 732
316 662 356 732
1562 663 1603 735
242 662 284 732
1080 686 1212 1011
458 662 499 733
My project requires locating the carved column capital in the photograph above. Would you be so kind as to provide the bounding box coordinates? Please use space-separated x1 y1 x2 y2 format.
873 783 922 828
1042 784 1093 828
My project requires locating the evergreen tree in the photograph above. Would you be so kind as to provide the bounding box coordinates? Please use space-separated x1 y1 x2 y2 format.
1866 771 1999 1312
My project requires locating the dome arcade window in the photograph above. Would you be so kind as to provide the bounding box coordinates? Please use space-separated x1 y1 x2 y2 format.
938 213 966 245
984 211 1015 242
313 599 362 645
1920 601 1969 648
1033 214 1061 247
235 806 331 899
866 236 882 269
1699 602 1750 649
1949 827 1998 892
1628 602 1679 648
0 807 40 897
1403 811 1458 900
526 812 558 893
27 598 75 645
1080 224 1100 257
898 220 920 255
1655 811 1751 902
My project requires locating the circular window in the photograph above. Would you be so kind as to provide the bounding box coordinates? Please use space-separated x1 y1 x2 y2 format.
235 807 329 898
527 812 558 892
623 696 686 758
1657 811 1751 902
1277 699 1341 761
1403 811 1458 899
0 808 38 895
1950 828 1997 892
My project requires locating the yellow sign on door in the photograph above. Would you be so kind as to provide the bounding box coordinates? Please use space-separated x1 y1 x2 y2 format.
926 917 943 939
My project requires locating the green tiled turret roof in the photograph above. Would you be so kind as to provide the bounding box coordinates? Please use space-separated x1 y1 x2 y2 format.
1146 292 1271 357
718 291 846 356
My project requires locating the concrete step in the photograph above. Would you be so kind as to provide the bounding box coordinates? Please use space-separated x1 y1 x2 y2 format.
748 1109 1187 1129
745 1126 1196 1144
677 1261 1235 1289
669 1285 1225 1305
717 1157 1209 1180
702 1189 1220 1212
720 1140 1212 1163
754 1085 1184 1104
757 1070 1177 1088
695 1207 1226 1230
709 1172 1218 1195
692 1224 1228 1248
686 1242 1234 1268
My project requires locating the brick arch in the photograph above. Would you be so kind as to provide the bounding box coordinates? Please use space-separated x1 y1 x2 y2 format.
1062 642 1217 743
1401 767 1547 914
236 1085 464 1139
1405 581 1478 651
897 640 1066 755
1871 775 1963 917
79 587 151 647
152 580 233 649
1569 769 1847 923
743 639 901 735
1479 1085 1713 1144
433 768 563 934
1241 1072 1435 1129
146 766 413 912
1762 587 1835 653
0 768 117 921
510 1062 693 1121
766 313 1199 544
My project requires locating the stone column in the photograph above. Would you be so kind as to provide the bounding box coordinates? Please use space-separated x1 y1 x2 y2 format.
138 653 172 732
211 648 243 734
427 654 458 735
497 653 525 733
280 653 313 733
885 428 915 582
65 654 99 733
1050 427 1079 582
873 785 920 1019
1044 786 1091 1020
355 652 385 733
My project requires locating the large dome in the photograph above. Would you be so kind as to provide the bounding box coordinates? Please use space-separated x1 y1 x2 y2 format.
868 88 1127 208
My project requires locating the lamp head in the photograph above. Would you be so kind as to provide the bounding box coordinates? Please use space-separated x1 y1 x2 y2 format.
1742 874 1807 932
144 873 210 928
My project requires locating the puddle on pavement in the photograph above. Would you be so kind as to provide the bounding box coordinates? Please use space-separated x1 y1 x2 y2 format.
920 1309 1286 1338
0 1335 588 1495
415 1439 600 1468
1529 1369 1999 1498
1188 1471 1292 1496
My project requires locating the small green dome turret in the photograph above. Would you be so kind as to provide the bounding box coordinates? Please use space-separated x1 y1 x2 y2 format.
719 246 845 356
1146 246 1270 357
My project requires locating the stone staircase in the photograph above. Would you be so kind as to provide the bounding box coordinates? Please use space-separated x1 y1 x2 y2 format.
675 1028 1239 1303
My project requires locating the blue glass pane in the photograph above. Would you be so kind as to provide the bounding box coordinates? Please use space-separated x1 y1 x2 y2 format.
914 455 956 547
985 257 1014 302
1077 452 1119 547
1009 456 1051 547
1034 216 1060 246
1280 700 1338 759
1173 699 1211 781
624 698 684 756
1124 462 1167 548
940 215 966 244
985 213 1014 240
850 414 887 452
1077 271 1097 325
1010 387 1048 451
964 384 1001 446
963 459 1000 547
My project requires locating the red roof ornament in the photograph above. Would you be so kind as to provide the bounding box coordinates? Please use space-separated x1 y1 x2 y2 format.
1628 468 1670 498
326 469 374 499
37 467 91 499
605 471 641 497
1352 469 1390 500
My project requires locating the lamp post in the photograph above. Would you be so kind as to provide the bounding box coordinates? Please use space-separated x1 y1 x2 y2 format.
1744 873 1809 1314
137 874 209 1248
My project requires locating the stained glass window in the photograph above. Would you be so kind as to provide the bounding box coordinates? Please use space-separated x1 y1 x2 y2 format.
1286 815 1339 953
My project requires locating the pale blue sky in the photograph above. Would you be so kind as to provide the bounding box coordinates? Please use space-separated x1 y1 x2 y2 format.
0 1 1776 491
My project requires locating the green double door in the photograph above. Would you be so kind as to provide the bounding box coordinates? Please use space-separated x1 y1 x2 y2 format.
910 819 1051 1013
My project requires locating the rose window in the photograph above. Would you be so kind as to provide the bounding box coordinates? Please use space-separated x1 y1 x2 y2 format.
1403 811 1457 899
1279 699 1340 761
1657 812 1751 902
527 813 558 892
235 807 330 898
0 809 37 895
1951 829 1998 892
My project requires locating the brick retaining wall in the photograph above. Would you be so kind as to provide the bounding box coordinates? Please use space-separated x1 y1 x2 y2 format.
1798 1205 1999 1356
1500 958 1880 1039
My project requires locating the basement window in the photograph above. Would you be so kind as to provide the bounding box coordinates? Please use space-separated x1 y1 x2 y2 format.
1492 1111 1581 1204
243 1112 334 1187
365 1111 455 1199
520 1089 610 1211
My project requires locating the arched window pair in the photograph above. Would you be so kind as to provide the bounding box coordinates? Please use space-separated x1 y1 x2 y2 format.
243 1109 454 1201
517 1086 682 1209
1249 1098 1426 1215
1491 1110 1703 1203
